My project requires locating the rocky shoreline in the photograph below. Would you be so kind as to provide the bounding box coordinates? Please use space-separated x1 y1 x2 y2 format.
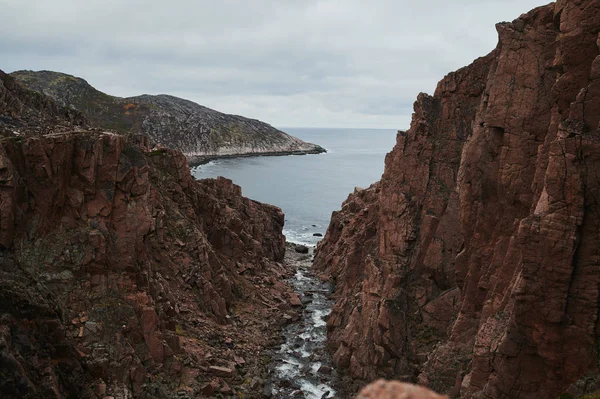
188 146 327 167
9 70 326 166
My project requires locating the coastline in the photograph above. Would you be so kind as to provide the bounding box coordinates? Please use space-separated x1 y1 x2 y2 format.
187 146 327 167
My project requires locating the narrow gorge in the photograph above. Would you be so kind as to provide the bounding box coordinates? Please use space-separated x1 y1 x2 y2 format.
2 0 600 398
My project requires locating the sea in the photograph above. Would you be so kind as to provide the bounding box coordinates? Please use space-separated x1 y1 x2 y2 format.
191 128 398 247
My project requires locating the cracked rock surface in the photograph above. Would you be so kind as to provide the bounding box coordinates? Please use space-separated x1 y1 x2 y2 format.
314 1 600 398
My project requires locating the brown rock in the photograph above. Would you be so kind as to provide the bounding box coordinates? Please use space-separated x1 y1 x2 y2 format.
201 380 220 396
209 365 235 378
315 1 600 398
234 355 245 366
0 75 287 399
356 380 447 399
220 382 232 394
94 381 107 396
289 292 303 307
294 244 309 254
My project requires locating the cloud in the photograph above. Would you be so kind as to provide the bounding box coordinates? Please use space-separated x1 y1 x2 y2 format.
0 0 550 128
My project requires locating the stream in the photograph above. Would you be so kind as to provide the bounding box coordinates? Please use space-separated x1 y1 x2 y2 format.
267 249 338 398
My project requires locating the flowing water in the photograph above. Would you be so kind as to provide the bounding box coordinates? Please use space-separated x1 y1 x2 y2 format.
192 128 395 398
269 250 338 399
192 128 397 247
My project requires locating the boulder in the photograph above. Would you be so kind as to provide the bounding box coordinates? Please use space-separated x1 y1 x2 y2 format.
209 366 235 378
356 380 447 399
294 245 309 254
289 293 303 307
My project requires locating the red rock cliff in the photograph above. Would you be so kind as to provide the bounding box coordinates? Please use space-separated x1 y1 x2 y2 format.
315 1 600 398
0 71 291 398
0 131 288 398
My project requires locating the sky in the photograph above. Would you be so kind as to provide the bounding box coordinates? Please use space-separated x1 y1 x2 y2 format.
1 0 551 129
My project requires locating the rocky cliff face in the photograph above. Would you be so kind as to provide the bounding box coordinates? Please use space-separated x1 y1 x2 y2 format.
315 1 600 398
10 70 325 164
0 72 298 398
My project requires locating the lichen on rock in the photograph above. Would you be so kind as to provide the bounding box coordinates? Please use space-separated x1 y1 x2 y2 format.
9 70 326 164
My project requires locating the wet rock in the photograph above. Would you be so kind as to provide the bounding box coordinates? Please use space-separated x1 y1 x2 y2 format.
289 293 303 307
301 297 311 305
318 365 332 375
250 377 263 390
313 233 323 237
288 312 301 322
270 243 338 398
294 245 309 254
262 385 273 398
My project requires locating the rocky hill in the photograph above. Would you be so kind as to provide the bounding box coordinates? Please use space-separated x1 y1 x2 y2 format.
0 69 86 135
10 70 325 164
0 69 303 398
314 1 600 398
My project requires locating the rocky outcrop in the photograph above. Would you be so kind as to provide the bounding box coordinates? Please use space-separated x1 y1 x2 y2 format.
0 67 297 399
9 70 325 164
0 69 86 135
356 380 447 399
315 1 600 398
0 130 294 398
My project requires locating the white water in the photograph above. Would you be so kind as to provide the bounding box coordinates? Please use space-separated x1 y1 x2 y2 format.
270 265 337 399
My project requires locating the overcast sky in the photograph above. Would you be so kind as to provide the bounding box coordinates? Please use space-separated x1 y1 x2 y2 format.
1 0 550 129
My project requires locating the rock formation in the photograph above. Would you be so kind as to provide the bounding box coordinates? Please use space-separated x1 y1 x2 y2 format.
10 70 325 164
0 70 295 398
0 69 86 135
356 380 447 399
315 1 600 398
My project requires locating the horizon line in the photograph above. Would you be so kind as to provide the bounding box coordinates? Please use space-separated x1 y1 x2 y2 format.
277 126 403 130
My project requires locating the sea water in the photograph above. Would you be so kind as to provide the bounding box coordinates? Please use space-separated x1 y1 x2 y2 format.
192 128 397 246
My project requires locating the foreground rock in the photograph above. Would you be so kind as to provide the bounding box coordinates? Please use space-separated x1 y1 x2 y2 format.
10 70 326 164
0 71 300 398
356 380 447 399
315 1 600 398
